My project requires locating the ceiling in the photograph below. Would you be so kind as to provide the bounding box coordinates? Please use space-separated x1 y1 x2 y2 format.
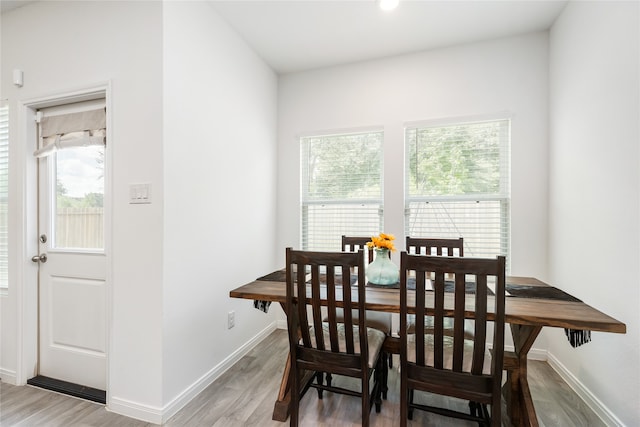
1 1 569 74
0 0 34 14
209 0 568 74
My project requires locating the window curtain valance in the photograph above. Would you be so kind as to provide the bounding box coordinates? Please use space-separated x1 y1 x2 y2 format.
34 107 106 158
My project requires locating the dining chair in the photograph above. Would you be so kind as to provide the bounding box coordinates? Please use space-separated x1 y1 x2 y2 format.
399 252 506 426
404 236 472 338
285 247 386 427
340 236 394 370
405 236 464 257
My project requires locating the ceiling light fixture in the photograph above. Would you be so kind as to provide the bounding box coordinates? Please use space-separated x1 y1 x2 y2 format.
378 0 399 11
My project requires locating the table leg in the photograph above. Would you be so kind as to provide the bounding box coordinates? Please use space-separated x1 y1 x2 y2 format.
272 352 292 421
273 302 320 421
506 324 543 427
272 353 316 422
272 302 291 421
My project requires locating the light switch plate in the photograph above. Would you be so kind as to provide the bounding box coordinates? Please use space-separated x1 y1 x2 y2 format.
129 183 152 204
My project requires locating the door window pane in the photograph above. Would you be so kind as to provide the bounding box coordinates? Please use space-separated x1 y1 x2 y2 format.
54 146 104 250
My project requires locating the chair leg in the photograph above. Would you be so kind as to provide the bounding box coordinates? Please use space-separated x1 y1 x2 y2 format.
379 353 389 400
482 403 491 424
400 382 408 427
408 389 414 420
468 401 491 426
315 371 324 399
362 373 371 427
374 357 383 413
469 401 476 416
326 372 332 387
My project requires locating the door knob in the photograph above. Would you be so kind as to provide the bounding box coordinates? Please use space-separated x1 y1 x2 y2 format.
31 254 47 263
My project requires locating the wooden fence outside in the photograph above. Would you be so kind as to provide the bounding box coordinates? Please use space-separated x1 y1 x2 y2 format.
56 207 104 249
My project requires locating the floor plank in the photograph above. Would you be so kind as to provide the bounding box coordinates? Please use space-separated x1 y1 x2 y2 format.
0 329 605 426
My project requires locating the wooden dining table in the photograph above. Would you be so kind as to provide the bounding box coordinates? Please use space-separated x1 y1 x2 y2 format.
229 272 626 426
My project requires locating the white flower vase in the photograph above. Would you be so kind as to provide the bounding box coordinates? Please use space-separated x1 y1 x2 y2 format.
366 248 399 285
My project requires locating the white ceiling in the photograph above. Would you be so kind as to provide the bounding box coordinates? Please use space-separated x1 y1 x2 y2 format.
0 0 35 14
209 0 569 74
1 1 569 74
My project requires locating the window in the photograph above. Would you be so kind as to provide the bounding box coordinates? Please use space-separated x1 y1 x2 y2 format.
36 102 106 251
53 145 105 250
0 105 8 288
301 130 383 251
405 118 510 265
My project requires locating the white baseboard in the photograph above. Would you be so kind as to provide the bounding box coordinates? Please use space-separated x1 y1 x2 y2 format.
107 396 163 424
108 321 278 424
0 368 17 385
546 352 624 427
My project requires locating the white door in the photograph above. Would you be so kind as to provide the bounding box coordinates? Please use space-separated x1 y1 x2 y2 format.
34 100 107 391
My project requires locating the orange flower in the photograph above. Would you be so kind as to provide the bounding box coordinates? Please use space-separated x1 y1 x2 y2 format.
366 233 397 252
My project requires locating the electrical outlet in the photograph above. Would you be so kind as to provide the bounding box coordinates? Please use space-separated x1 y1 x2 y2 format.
227 311 235 329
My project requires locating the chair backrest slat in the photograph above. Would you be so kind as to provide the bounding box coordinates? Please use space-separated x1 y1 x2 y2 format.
327 282 340 352
296 265 311 348
472 274 488 375
452 273 466 371
310 264 324 350
341 264 356 354
433 270 445 369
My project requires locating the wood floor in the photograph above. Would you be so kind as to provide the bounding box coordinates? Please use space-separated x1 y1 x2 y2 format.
0 329 605 426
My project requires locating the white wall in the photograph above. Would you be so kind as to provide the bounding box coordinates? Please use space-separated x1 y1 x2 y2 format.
1 1 279 423
1 0 166 413
162 0 278 418
548 1 639 425
277 32 549 277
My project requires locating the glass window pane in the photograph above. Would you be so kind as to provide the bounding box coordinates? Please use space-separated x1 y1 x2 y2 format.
301 131 384 250
405 119 511 268
54 145 104 250
302 203 383 251
0 105 8 288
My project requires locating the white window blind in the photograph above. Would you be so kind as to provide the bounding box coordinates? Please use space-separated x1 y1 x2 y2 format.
35 100 106 158
301 131 383 251
0 105 9 289
405 119 510 266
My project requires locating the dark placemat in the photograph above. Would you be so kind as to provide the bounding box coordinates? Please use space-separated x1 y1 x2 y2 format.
506 284 581 302
366 282 400 289
258 269 359 286
257 269 286 282
367 278 493 295
316 273 358 286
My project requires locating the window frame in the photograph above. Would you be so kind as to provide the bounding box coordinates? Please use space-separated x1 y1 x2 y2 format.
404 117 511 268
300 129 384 251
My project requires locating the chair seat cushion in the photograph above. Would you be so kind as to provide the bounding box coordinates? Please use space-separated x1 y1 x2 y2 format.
406 334 491 375
324 309 392 335
308 322 386 368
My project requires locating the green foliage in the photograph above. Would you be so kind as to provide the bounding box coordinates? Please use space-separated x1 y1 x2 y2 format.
304 132 382 200
407 122 503 196
56 182 103 208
